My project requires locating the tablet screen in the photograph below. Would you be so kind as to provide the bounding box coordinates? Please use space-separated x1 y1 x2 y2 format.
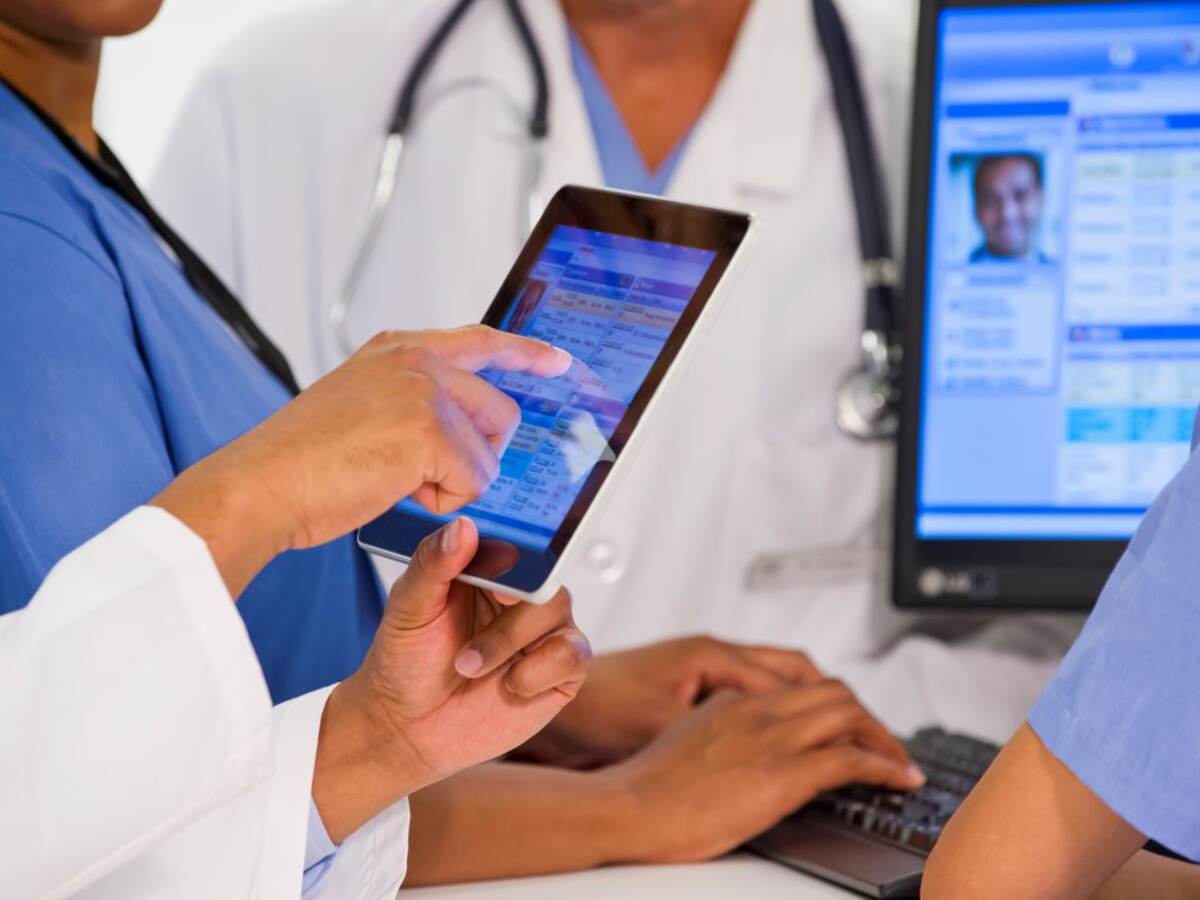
359 186 750 595
393 225 717 550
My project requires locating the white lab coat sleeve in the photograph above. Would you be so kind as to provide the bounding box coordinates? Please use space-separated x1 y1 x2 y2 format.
269 689 412 900
0 505 275 899
150 66 244 294
0 506 411 900
307 794 411 900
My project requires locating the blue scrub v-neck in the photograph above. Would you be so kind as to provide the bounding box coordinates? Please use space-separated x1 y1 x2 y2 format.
568 30 691 195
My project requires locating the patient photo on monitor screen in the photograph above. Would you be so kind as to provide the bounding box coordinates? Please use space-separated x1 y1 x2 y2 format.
947 152 1059 265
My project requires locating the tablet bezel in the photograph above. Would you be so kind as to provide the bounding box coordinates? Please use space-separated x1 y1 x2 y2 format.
359 185 752 595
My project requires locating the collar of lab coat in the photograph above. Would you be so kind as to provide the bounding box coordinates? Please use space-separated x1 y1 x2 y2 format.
667 0 822 204
486 0 820 209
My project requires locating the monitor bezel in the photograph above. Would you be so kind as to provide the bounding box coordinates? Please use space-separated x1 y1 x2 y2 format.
891 0 1175 610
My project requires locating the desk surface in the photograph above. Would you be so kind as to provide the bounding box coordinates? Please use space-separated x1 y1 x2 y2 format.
404 852 852 899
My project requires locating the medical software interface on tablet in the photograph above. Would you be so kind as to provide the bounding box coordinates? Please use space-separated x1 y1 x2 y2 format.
396 225 716 550
918 1 1200 540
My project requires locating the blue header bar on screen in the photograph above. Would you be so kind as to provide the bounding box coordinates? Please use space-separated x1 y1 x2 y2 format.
946 101 1072 119
942 3 1200 81
550 225 715 264
943 3 1200 34
1080 114 1200 133
1069 325 1200 343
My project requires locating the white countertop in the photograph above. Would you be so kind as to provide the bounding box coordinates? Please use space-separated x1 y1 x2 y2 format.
404 852 853 899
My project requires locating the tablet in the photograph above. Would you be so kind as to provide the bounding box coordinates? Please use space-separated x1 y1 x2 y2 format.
358 185 755 602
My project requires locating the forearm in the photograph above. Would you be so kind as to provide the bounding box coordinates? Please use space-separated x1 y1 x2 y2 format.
1096 851 1200 900
404 762 638 886
150 451 289 599
923 724 1145 899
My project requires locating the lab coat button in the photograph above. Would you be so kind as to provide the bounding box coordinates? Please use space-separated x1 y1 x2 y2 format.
585 540 623 582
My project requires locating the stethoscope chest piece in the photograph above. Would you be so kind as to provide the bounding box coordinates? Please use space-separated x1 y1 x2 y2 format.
835 329 899 441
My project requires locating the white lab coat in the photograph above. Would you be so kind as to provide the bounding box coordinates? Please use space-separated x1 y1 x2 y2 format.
0 507 410 900
151 0 1080 742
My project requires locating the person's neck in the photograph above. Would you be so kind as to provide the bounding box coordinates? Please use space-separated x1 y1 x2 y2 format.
559 0 752 172
0 19 100 155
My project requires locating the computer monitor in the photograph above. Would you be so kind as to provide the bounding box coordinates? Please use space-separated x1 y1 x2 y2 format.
895 0 1200 609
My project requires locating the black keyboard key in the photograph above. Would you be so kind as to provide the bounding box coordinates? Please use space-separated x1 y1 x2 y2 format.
794 728 1001 858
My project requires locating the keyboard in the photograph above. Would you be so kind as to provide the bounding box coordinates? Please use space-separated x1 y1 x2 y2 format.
748 728 1000 898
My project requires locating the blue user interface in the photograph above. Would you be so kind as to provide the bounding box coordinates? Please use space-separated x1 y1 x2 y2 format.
396 225 716 550
918 1 1200 540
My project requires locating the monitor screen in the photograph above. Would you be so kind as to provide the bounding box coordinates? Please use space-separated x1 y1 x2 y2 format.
392 224 717 551
917 1 1200 543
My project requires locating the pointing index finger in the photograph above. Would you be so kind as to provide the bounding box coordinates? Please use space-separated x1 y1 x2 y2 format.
425 326 573 378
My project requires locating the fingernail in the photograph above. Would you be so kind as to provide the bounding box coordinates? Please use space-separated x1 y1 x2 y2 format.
905 764 926 786
572 634 594 662
440 518 462 554
553 347 573 370
455 647 483 677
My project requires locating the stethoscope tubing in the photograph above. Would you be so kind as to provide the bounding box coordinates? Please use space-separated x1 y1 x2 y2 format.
332 0 900 440
330 0 548 366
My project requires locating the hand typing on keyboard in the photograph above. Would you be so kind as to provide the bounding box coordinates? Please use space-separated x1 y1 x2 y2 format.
600 680 927 864
798 729 999 854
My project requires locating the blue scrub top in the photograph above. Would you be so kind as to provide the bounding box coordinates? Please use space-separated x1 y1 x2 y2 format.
0 83 383 703
568 31 690 195
1029 411 1200 859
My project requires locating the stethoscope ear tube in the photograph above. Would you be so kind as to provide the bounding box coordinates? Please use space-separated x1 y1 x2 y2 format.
330 133 406 361
391 0 478 135
812 0 903 441
331 0 899 443
330 0 548 368
503 0 549 139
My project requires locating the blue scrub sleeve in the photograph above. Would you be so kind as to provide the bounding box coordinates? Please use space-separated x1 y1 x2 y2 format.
0 212 175 611
1028 449 1200 860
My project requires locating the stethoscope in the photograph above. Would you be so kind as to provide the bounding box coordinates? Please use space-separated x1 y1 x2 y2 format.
332 0 901 441
329 0 548 365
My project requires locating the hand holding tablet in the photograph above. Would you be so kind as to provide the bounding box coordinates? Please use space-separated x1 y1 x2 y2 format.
360 185 755 602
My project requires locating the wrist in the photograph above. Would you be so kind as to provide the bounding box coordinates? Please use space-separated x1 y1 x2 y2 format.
312 677 429 844
150 454 290 597
581 766 656 867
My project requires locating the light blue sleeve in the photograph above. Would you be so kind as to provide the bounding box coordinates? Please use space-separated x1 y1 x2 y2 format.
302 798 338 896
1029 440 1200 860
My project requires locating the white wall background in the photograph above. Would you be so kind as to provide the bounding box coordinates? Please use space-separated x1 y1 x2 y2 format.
95 0 319 183
95 0 922 185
